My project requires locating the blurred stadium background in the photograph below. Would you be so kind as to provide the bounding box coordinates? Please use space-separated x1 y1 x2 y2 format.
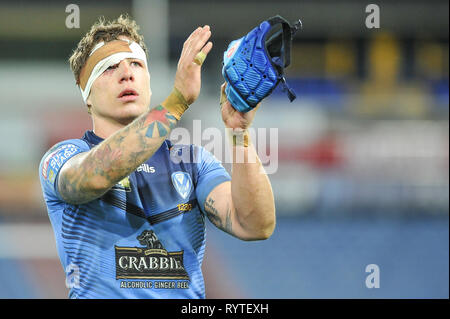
0 0 448 298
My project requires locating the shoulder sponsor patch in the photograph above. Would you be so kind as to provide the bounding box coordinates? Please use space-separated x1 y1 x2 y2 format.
42 143 83 182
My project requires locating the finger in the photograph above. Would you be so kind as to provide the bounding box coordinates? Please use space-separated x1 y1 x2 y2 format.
192 27 212 55
193 51 206 66
184 27 202 48
186 25 210 57
193 41 213 66
181 25 212 67
184 25 207 53
220 82 228 106
221 82 226 95
180 27 202 60
201 41 213 56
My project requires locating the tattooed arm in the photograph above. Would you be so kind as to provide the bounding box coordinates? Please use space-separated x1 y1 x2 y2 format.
204 148 275 241
58 105 177 204
57 25 213 205
203 84 276 241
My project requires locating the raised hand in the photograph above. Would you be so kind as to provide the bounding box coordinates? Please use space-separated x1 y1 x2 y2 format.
174 25 213 105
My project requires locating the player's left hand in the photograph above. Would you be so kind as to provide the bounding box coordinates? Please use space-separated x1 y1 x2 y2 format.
220 82 260 130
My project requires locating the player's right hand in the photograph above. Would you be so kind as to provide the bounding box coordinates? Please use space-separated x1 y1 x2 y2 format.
173 25 212 105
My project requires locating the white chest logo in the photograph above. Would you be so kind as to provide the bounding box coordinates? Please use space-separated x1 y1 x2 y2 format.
171 172 193 200
136 163 155 173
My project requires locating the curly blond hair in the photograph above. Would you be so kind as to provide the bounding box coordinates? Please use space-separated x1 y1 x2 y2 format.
69 14 148 84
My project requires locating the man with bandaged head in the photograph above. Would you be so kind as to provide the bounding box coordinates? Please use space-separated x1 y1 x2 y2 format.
39 14 275 299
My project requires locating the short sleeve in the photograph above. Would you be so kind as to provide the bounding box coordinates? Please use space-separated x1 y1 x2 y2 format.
194 145 231 213
39 139 90 201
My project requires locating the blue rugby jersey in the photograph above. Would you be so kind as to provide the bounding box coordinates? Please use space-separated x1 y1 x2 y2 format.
39 130 231 299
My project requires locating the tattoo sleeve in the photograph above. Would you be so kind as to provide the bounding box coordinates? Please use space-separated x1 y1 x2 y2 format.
58 104 178 204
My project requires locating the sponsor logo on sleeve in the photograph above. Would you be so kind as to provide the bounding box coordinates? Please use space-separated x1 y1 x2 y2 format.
42 144 82 181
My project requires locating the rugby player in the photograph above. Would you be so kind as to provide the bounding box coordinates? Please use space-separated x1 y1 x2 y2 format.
39 15 275 298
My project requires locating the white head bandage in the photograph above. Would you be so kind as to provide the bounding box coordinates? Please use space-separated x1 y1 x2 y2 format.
78 39 148 103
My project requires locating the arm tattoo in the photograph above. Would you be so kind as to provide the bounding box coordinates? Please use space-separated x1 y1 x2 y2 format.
204 197 233 236
205 198 221 225
58 105 178 204
143 105 177 138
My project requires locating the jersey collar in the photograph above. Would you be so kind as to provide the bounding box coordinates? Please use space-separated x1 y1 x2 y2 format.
82 130 104 145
